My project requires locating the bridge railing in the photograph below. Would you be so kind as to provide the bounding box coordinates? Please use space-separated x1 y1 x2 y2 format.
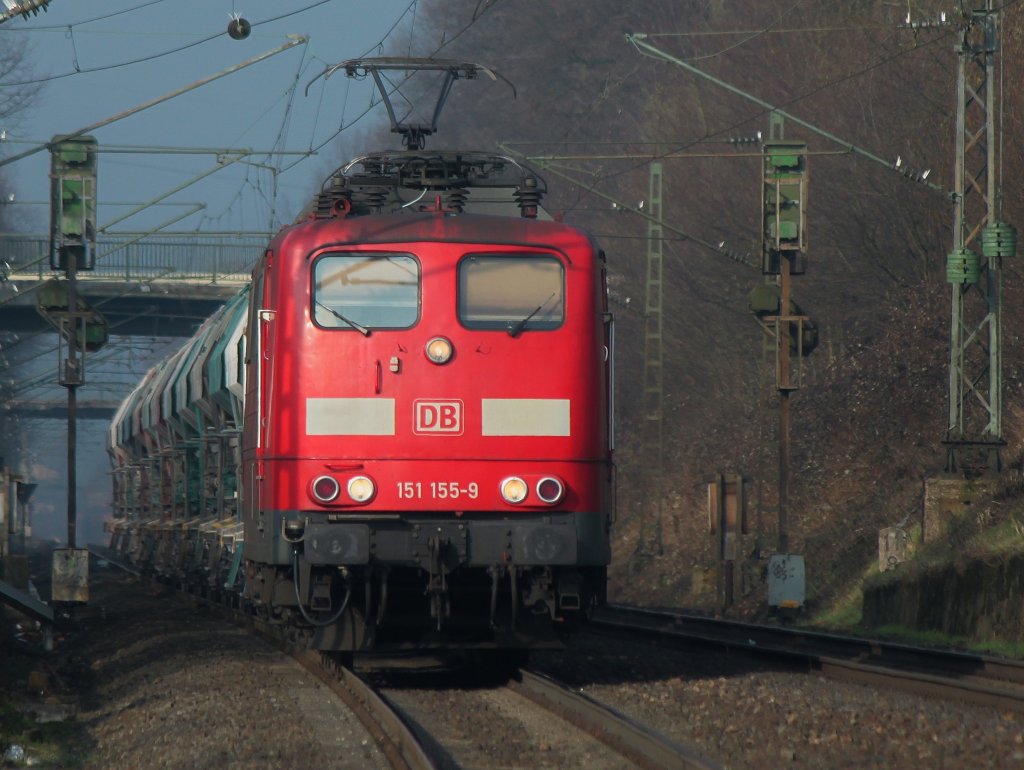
0 232 271 284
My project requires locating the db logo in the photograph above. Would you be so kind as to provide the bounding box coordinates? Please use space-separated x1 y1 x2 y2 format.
414 400 463 435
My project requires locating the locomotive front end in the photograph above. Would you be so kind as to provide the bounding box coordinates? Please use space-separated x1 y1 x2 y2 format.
242 154 613 652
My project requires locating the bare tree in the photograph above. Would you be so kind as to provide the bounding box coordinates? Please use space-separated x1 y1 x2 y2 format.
0 35 42 230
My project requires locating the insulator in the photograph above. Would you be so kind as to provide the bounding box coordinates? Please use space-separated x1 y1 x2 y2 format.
312 192 335 218
445 188 468 212
366 188 389 210
982 222 1017 259
946 247 980 284
351 187 389 212
514 176 542 219
5 0 49 19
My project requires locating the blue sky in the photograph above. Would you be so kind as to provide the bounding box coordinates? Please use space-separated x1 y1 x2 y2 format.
1 0 418 235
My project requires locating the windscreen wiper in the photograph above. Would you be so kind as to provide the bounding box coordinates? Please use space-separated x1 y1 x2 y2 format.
316 301 370 336
507 292 556 337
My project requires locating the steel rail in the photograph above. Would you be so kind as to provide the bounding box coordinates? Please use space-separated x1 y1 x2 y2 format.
594 604 1024 712
512 668 722 770
217 608 440 770
93 547 718 767
293 651 438 770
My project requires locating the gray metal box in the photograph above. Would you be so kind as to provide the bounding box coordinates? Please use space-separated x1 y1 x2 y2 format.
767 553 805 609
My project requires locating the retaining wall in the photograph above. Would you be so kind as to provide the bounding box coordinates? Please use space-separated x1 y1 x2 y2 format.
862 553 1024 641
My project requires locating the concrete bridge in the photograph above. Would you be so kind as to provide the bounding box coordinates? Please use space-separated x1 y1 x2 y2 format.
0 231 266 337
0 231 269 420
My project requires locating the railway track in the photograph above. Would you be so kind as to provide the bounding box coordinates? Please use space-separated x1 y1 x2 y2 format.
375 663 719 770
593 604 1024 713
89 546 717 769
218 606 720 769
511 668 719 770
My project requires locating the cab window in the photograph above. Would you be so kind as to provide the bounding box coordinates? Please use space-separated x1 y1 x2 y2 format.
458 254 564 332
313 254 419 330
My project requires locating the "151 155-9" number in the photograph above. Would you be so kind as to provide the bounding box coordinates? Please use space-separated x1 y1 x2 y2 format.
397 481 479 500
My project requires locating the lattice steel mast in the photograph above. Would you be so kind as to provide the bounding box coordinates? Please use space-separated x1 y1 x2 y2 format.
944 2 1016 473
636 162 665 557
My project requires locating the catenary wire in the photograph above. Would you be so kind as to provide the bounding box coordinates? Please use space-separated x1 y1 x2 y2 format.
0 0 341 87
578 24 957 196
0 0 169 31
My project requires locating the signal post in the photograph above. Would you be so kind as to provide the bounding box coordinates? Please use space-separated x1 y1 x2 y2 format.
757 123 811 611
39 135 105 604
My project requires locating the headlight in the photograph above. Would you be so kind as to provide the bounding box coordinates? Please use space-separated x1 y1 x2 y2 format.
311 475 340 503
347 475 376 503
536 476 565 505
500 476 528 504
425 336 453 364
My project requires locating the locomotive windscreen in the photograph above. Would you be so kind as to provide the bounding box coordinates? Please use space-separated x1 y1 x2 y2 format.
458 254 565 330
313 253 419 330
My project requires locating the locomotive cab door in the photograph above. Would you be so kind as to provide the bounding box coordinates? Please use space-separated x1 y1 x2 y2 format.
242 259 278 563
601 255 616 526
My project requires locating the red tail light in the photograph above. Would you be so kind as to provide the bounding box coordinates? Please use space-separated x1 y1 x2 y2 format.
311 475 340 503
536 476 564 504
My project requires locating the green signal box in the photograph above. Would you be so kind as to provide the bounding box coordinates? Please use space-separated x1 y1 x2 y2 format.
36 278 108 353
748 282 819 357
49 135 98 271
761 141 807 275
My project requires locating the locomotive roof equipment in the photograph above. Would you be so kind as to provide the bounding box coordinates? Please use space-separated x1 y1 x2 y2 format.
306 58 516 150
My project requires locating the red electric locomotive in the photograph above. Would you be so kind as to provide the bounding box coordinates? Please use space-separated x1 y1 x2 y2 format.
242 150 613 651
